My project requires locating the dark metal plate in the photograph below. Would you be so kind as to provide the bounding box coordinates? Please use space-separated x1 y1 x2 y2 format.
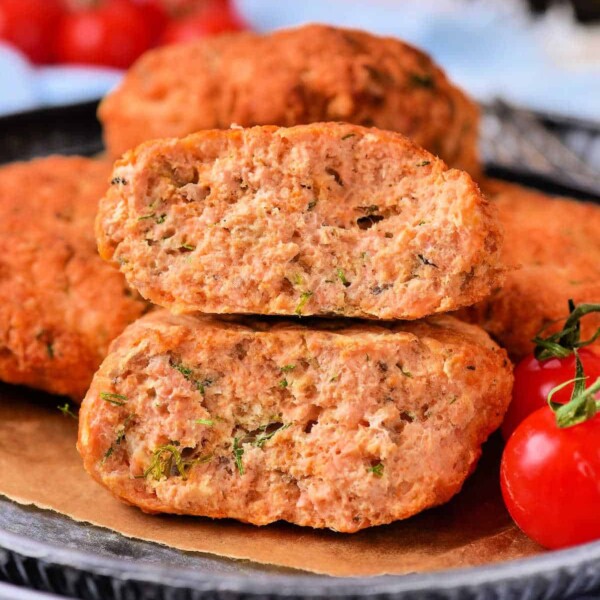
0 102 599 600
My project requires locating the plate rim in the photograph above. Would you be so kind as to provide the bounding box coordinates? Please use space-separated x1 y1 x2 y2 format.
3 498 600 598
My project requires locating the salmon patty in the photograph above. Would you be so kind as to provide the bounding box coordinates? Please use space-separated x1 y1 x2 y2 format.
99 24 480 175
0 156 147 400
459 180 600 359
78 310 512 532
98 123 503 320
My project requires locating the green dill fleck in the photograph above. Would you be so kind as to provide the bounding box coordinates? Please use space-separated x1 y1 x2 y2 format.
279 378 289 389
170 360 207 394
100 392 127 406
233 437 245 475
254 423 291 449
195 418 214 426
307 200 317 211
361 252 369 261
46 342 55 359
102 446 114 463
396 363 412 378
155 214 167 224
138 213 156 221
367 463 384 477
417 220 427 226
449 395 458 405
142 444 209 481
341 133 356 141
57 402 77 419
336 268 351 287
416 160 431 167
330 373 340 383
409 72 435 88
280 364 296 372
295 291 313 316
292 273 305 286
180 243 195 251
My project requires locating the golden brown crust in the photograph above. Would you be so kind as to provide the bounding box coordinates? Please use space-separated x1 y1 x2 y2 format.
459 179 600 359
99 24 480 175
97 123 503 320
79 310 512 532
0 156 148 400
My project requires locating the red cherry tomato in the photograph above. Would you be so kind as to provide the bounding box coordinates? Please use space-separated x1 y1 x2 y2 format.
501 348 600 440
55 0 153 69
0 0 66 64
161 0 247 45
122 0 169 42
501 405 600 549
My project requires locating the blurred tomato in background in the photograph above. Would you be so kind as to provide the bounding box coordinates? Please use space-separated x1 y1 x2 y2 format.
0 0 66 63
0 0 248 69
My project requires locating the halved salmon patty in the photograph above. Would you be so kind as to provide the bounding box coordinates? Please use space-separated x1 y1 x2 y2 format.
98 123 503 320
79 310 512 532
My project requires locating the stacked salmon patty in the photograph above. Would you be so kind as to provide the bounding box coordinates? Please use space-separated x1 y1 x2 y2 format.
80 121 513 532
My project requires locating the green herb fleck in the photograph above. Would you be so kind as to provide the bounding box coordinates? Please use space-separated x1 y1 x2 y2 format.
46 342 55 359
142 443 209 481
233 437 245 475
398 365 412 377
280 364 296 372
341 133 356 140
155 214 167 224
292 273 305 286
367 463 384 477
417 220 426 226
416 160 431 167
307 200 317 211
330 373 340 383
170 360 207 394
336 268 351 287
279 378 289 389
295 291 313 316
100 392 127 406
138 213 156 221
253 422 291 449
449 395 458 405
195 418 214 426
57 402 77 419
180 243 195 251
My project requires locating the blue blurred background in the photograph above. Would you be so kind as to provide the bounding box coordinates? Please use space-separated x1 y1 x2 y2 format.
1 0 599 120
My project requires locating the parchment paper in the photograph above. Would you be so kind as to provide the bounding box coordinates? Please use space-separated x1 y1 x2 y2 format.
0 385 542 577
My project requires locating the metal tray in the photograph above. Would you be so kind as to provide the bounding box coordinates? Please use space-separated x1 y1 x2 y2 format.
0 102 599 600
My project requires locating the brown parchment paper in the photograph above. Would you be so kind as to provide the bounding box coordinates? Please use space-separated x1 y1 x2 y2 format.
0 386 543 577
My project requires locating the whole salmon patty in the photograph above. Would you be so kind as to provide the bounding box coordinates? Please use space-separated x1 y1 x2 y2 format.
460 180 600 359
78 310 512 532
98 123 503 320
0 156 147 400
99 24 480 175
